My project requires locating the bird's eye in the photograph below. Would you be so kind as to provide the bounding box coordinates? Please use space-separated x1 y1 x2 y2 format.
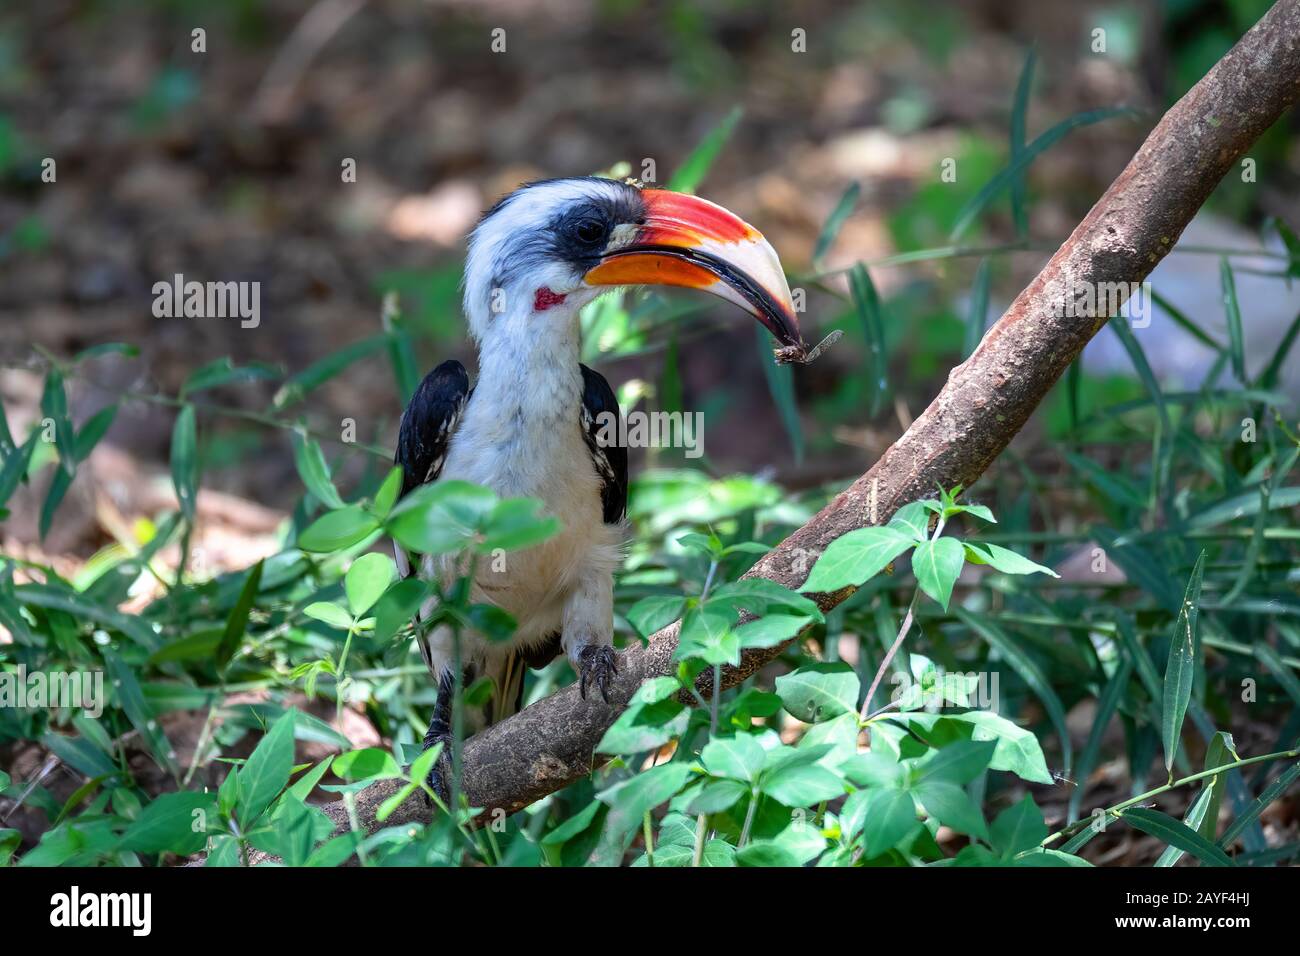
573 218 607 245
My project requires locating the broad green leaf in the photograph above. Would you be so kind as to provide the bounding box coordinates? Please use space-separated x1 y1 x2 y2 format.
857 790 920 858
304 601 353 630
760 748 846 807
297 506 380 553
236 711 296 825
675 604 738 666
331 747 400 783
912 536 965 609
627 595 685 640
800 525 914 594
775 663 860 722
120 791 214 855
990 794 1047 858
701 733 767 783
708 578 823 621
1162 551 1206 775
914 780 988 840
963 542 1058 577
889 501 931 541
733 613 814 650
596 699 689 754
911 740 996 787
345 552 394 616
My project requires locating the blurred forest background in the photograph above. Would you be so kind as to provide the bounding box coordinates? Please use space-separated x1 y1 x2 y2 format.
1 0 1299 867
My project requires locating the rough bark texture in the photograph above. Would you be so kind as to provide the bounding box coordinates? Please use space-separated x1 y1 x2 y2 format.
263 0 1300 852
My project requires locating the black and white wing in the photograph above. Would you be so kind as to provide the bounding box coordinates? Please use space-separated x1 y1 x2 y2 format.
393 359 471 578
579 364 628 524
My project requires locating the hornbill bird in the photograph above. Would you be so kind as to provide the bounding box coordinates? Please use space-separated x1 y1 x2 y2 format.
393 176 803 798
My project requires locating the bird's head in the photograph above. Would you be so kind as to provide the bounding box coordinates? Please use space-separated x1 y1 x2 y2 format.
463 176 803 353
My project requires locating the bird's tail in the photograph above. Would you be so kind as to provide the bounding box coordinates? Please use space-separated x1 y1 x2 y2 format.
482 632 563 725
484 651 527 725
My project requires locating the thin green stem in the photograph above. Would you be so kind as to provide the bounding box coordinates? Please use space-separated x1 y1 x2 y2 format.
1041 747 1300 849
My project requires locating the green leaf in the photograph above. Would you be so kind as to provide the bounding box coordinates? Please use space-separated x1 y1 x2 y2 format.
860 788 921 857
914 780 988 840
297 505 380 553
963 257 993 358
1162 551 1206 775
272 334 387 409
801 525 914 594
1219 760 1300 849
387 480 497 554
912 536 965 609
950 106 1136 240
596 699 689 754
701 733 767 783
304 601 354 630
760 747 846 806
1008 48 1036 237
345 552 394 616
120 791 214 855
889 501 931 542
291 431 346 510
812 181 860 266
235 711 296 824
775 662 860 722
331 748 401 783
707 579 824 621
371 466 404 520
478 497 561 552
170 404 198 520
990 794 1047 858
1219 258 1247 384
911 739 996 787
181 358 279 397
1123 807 1233 867
1196 732 1236 845
850 263 889 417
733 613 814 650
963 542 1058 577
216 559 263 669
675 604 738 666
627 595 685 640
41 367 76 477
667 105 742 193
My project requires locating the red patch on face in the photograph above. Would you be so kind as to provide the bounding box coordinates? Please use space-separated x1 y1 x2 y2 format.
534 287 568 311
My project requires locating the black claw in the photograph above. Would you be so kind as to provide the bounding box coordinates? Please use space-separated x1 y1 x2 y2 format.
578 645 617 705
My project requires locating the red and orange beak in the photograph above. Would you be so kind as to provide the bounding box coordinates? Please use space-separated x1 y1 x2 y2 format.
583 189 804 350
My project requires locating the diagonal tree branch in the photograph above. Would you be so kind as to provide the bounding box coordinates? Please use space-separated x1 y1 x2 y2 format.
290 0 1300 848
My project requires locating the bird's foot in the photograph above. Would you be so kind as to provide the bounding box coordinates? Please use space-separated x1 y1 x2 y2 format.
577 644 618 703
419 731 453 809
